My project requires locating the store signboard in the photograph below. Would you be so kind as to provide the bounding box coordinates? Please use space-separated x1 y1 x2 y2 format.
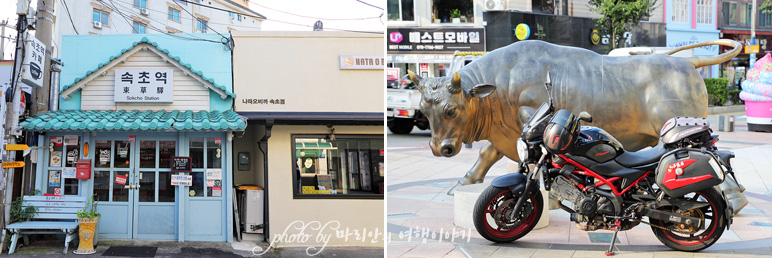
171 156 192 172
22 33 45 87
339 55 385 70
387 28 485 53
114 69 174 102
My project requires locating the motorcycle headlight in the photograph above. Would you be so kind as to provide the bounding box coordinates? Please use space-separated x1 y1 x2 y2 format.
517 139 529 161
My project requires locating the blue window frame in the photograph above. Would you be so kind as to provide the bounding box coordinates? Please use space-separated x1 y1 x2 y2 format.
133 22 146 34
196 19 207 33
134 0 147 8
92 10 109 26
168 8 180 22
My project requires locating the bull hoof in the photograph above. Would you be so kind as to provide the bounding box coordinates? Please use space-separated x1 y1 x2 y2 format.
447 183 462 196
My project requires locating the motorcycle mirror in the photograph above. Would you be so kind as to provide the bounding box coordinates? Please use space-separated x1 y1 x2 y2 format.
579 111 593 123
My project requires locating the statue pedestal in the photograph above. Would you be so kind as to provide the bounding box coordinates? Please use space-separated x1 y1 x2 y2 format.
453 183 550 230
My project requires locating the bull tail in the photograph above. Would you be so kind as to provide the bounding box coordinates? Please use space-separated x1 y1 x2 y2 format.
665 39 742 68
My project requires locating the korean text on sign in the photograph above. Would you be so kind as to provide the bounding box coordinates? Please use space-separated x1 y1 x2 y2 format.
114 69 174 102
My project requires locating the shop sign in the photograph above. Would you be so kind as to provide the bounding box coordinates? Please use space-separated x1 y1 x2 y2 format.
22 33 45 88
515 23 531 40
5 144 28 151
387 28 485 53
387 68 400 79
114 69 174 102
171 156 192 172
420 63 429 71
746 45 760 54
171 174 192 186
386 54 454 64
2 161 25 168
339 55 385 70
64 135 78 145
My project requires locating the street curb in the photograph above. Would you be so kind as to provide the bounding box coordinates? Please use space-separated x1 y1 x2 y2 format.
708 105 745 115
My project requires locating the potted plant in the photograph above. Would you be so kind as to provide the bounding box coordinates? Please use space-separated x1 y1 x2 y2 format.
450 9 462 23
74 195 100 254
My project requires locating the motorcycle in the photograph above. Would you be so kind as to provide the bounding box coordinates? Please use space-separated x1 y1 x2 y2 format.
472 74 740 255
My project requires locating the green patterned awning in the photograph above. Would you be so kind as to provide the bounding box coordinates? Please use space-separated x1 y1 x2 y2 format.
20 110 247 131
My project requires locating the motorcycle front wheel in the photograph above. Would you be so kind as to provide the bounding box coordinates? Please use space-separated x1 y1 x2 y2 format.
473 185 543 243
649 188 726 252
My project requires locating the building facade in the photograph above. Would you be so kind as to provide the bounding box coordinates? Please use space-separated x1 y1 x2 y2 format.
231 31 384 247
20 34 245 242
667 0 720 78
718 0 772 86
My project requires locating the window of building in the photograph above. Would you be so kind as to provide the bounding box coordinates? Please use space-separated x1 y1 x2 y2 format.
387 0 414 21
196 19 207 33
168 8 180 22
292 135 384 199
723 2 737 25
188 137 223 197
739 3 750 25
672 0 689 23
134 0 147 9
761 6 772 27
174 0 186 5
431 0 473 23
46 136 81 195
133 22 146 34
696 0 713 24
92 10 109 26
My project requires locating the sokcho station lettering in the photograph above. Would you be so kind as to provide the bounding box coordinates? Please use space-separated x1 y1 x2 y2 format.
114 69 174 102
241 98 286 105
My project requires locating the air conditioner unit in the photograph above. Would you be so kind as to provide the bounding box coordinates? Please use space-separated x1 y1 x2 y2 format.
140 8 149 15
484 0 506 11
93 21 102 29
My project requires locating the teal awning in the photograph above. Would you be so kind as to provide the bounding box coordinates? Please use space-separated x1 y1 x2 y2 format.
20 110 247 131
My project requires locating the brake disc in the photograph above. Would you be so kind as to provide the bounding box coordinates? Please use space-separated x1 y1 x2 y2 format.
493 198 533 230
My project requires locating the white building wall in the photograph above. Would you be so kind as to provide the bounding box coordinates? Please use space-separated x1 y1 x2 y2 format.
80 49 210 111
52 0 263 58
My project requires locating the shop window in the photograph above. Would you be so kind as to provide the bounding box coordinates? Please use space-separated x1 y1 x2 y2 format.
46 136 81 195
696 0 713 24
388 0 414 21
672 0 689 23
431 0 473 24
292 135 384 199
188 137 223 197
92 10 109 26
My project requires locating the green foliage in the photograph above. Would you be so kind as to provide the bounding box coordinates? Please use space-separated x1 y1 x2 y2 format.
762 0 772 14
10 197 37 224
588 0 658 49
728 89 743 105
76 195 100 219
704 78 729 106
450 9 462 18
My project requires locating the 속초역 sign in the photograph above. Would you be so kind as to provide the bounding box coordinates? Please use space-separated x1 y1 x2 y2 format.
114 69 174 102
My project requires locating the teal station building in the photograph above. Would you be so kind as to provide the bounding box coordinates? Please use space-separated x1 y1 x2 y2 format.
20 34 246 242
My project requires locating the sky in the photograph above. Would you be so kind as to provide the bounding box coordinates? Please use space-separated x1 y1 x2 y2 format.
0 0 386 59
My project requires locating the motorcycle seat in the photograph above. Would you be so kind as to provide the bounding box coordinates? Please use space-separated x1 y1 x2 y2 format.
615 142 667 167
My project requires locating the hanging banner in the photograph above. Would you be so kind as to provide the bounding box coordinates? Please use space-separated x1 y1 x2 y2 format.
114 69 174 102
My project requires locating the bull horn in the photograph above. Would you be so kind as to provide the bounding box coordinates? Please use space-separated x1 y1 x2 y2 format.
666 39 742 68
449 72 462 94
408 70 424 91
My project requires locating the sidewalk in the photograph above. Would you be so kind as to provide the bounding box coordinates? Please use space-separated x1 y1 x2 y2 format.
4 238 383 257
387 112 772 257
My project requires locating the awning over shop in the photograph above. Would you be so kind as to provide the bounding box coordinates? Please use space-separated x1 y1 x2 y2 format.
20 110 247 131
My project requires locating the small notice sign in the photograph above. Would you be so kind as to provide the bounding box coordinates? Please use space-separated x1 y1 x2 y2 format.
171 157 192 172
206 169 222 180
62 167 76 179
115 175 127 185
171 175 192 186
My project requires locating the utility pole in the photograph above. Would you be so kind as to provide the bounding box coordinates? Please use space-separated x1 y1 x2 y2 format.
1 20 5 60
752 0 758 68
0 0 29 251
34 0 55 114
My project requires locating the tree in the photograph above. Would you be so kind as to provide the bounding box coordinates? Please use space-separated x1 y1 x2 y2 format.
589 0 658 49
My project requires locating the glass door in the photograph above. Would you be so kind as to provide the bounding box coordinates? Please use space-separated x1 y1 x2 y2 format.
132 138 177 239
94 139 135 239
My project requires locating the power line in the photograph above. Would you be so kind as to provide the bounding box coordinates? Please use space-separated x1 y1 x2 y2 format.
354 0 383 10
268 19 382 34
101 0 222 44
108 0 260 29
59 0 79 35
107 0 225 41
250 2 381 21
172 0 228 41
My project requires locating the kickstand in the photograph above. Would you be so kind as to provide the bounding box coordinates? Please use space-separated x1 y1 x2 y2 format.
605 221 621 256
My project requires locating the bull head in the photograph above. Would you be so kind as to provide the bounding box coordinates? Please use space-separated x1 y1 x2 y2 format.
408 70 496 157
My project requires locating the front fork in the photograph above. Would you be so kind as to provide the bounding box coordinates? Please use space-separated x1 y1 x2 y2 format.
509 149 547 220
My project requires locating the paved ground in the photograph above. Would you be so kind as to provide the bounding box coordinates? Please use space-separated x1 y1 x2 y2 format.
4 238 383 257
386 110 772 257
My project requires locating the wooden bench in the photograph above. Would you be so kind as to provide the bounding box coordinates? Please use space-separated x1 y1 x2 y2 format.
6 195 86 255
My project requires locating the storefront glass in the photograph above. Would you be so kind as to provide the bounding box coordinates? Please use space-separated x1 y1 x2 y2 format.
431 0 473 24
292 135 384 198
189 137 223 197
46 136 81 195
388 0 414 21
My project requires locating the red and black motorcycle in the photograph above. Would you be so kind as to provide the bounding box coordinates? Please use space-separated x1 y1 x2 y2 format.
473 74 739 255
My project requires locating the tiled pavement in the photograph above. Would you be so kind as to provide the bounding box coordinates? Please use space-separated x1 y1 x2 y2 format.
386 112 772 257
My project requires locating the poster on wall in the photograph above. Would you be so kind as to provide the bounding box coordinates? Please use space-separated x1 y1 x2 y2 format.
62 167 76 179
63 135 78 145
66 148 79 167
206 169 222 180
50 136 62 146
50 151 62 167
48 171 61 187
99 149 110 165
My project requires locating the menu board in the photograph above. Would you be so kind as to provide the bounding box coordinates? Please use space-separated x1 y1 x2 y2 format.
171 156 192 172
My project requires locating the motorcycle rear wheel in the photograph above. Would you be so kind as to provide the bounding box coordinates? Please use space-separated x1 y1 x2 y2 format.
649 188 726 252
473 185 543 243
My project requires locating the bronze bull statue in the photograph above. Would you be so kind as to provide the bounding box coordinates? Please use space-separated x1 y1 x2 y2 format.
409 39 747 212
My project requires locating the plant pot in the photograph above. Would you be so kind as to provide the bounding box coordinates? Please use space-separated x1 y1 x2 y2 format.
74 216 99 254
452 18 461 23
